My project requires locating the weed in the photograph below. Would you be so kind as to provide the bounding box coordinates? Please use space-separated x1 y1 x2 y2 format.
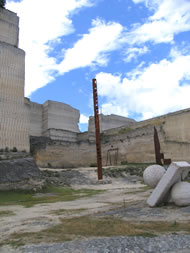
90 163 97 167
0 210 15 217
47 162 52 168
4 147 9 152
12 147 17 152
118 127 132 134
3 217 190 246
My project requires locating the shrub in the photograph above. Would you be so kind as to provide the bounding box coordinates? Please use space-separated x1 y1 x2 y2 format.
0 0 6 8
12 147 18 152
4 147 9 152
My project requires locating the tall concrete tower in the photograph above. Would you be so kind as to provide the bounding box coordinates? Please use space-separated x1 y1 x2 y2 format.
0 8 29 151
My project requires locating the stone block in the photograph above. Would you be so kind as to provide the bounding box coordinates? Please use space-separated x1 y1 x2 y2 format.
147 161 190 207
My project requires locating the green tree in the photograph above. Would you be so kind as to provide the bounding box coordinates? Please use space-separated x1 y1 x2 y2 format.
0 0 6 8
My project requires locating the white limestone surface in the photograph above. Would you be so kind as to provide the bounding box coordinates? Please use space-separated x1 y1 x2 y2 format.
42 100 80 133
147 161 190 207
143 164 165 188
28 101 43 136
0 43 29 151
88 114 135 133
0 8 19 46
171 182 190 206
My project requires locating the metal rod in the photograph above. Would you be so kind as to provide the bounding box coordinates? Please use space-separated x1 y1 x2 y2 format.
154 126 163 166
92 78 103 180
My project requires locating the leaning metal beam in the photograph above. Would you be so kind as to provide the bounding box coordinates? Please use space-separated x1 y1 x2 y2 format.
92 78 103 180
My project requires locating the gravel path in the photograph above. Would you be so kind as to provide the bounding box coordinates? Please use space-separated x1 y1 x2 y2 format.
5 234 190 253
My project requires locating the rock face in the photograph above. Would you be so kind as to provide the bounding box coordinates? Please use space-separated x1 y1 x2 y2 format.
143 164 165 188
171 181 190 207
0 157 44 190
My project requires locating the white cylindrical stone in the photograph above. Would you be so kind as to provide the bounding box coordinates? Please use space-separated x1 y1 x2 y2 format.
171 182 190 207
143 164 166 188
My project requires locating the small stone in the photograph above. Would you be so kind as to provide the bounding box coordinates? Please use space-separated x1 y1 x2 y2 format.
171 181 190 206
143 164 165 188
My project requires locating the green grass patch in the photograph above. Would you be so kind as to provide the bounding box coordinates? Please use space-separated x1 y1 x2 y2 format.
3 217 190 246
118 127 132 134
0 186 104 208
0 210 15 217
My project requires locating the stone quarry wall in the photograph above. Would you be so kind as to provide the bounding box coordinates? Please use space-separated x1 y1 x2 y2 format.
88 114 136 133
26 99 80 140
0 9 30 152
42 100 80 134
27 100 43 137
31 137 96 168
31 108 190 168
0 8 19 46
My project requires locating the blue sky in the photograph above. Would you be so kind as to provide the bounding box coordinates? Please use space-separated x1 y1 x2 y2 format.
7 0 190 131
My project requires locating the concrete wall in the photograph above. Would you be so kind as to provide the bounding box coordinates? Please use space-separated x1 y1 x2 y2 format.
0 9 30 152
88 114 136 133
0 8 19 46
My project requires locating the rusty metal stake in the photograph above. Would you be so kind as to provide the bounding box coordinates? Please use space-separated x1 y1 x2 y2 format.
92 78 103 180
154 126 163 165
154 126 171 166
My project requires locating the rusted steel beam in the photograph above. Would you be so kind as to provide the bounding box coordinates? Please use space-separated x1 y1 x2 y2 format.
154 126 171 166
92 78 103 180
154 126 163 166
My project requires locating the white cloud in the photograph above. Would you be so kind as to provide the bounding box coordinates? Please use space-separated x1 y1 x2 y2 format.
124 46 149 62
96 47 190 120
7 0 93 96
80 114 89 124
101 103 129 117
58 18 123 74
128 0 190 44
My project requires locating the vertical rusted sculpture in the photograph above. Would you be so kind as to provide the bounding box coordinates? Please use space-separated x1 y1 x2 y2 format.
154 127 171 166
154 127 163 165
92 78 103 180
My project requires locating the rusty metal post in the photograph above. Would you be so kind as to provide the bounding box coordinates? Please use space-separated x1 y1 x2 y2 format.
154 126 163 166
92 78 103 180
154 126 171 166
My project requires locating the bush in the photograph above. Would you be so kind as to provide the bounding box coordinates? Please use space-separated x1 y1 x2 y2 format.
0 0 6 8
47 162 52 168
4 147 9 152
12 147 18 152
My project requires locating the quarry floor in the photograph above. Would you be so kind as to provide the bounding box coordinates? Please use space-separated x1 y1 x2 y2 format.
0 167 190 253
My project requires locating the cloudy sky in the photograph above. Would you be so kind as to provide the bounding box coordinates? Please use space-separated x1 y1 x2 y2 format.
7 0 190 131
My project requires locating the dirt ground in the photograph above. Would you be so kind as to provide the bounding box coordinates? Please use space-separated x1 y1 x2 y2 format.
0 167 190 250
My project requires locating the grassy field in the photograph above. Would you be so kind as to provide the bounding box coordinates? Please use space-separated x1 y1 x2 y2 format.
0 186 104 208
